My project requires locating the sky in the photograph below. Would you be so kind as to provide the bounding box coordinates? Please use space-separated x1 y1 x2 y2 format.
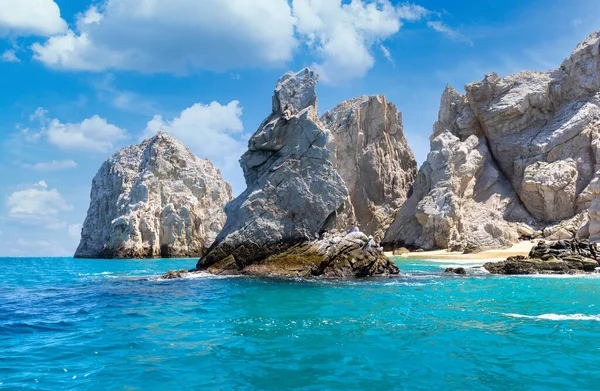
0 0 598 257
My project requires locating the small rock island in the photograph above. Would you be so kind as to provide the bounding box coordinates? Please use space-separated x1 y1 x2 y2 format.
75 132 233 259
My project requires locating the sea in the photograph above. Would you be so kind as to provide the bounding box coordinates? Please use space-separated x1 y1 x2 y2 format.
1 257 600 390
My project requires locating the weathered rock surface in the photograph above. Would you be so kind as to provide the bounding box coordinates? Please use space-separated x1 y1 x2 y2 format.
484 239 600 274
75 132 233 259
384 30 600 251
195 68 409 277
193 230 399 278
321 96 417 240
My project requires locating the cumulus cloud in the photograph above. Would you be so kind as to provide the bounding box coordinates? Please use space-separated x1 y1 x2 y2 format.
1 49 20 63
29 0 464 83
32 1 297 73
24 108 127 153
0 0 67 36
24 160 78 171
6 181 72 230
142 101 247 193
292 0 429 84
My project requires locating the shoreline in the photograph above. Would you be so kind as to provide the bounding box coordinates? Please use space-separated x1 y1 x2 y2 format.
385 241 535 264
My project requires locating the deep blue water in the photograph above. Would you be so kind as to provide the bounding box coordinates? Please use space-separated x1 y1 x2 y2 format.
1 257 600 390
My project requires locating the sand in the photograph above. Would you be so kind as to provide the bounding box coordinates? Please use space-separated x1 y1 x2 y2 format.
385 241 536 264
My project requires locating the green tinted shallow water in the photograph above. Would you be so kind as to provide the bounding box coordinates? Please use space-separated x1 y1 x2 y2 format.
1 257 599 390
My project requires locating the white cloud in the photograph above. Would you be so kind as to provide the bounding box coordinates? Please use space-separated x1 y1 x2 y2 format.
293 0 429 84
24 108 127 153
11 239 70 257
68 223 82 239
0 0 67 36
142 101 247 193
380 44 394 64
1 49 20 63
32 1 297 73
24 160 78 171
427 21 472 45
6 181 73 230
30 0 464 83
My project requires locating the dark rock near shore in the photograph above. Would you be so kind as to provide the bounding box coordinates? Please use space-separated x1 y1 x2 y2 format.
484 239 600 275
200 231 400 278
161 269 189 279
445 267 467 275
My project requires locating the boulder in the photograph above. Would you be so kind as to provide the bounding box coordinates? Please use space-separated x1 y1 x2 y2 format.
484 239 600 274
444 267 467 275
75 132 233 259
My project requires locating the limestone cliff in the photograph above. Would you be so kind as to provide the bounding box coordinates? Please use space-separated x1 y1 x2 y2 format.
75 132 233 259
384 30 600 251
196 69 411 277
321 95 417 241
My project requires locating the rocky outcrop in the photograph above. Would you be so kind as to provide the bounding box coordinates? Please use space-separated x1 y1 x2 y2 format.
321 96 417 240
192 230 398 278
384 30 600 251
75 132 233 259
484 239 600 274
195 68 408 277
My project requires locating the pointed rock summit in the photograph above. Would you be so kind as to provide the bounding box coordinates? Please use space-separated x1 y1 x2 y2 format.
384 30 600 251
196 68 416 277
75 132 233 259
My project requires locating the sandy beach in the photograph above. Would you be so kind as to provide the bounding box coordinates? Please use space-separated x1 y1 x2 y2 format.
385 241 536 264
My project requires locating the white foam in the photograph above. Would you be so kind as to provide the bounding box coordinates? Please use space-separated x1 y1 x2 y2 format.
504 313 600 321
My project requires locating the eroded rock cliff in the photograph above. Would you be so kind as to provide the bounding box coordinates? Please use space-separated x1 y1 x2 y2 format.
75 132 233 258
322 96 417 240
196 69 411 277
384 30 600 251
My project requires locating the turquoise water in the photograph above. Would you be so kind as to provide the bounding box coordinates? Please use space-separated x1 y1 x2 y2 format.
1 257 600 390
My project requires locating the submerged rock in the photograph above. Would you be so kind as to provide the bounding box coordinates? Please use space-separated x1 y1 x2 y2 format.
75 132 233 259
196 68 409 278
484 239 600 274
384 30 600 251
444 267 467 275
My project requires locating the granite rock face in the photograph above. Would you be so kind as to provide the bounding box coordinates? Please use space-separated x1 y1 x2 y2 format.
197 69 411 277
322 95 417 240
384 30 600 251
75 132 233 259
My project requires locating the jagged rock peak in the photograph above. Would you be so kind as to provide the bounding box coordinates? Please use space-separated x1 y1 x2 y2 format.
321 94 417 240
272 67 319 116
197 69 401 277
75 132 233 259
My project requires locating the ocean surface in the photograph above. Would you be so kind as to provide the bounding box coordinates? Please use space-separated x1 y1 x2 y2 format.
1 257 600 390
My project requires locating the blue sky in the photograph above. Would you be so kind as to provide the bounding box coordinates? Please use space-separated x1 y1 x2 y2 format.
0 0 598 257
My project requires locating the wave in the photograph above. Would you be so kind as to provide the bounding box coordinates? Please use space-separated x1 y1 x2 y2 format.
503 313 600 321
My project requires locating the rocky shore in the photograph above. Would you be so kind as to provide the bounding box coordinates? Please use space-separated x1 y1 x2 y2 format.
484 239 600 275
164 230 399 279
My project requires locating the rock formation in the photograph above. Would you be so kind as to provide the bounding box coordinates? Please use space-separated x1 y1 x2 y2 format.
75 132 233 259
195 68 410 277
484 239 600 275
384 30 600 251
322 96 417 240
